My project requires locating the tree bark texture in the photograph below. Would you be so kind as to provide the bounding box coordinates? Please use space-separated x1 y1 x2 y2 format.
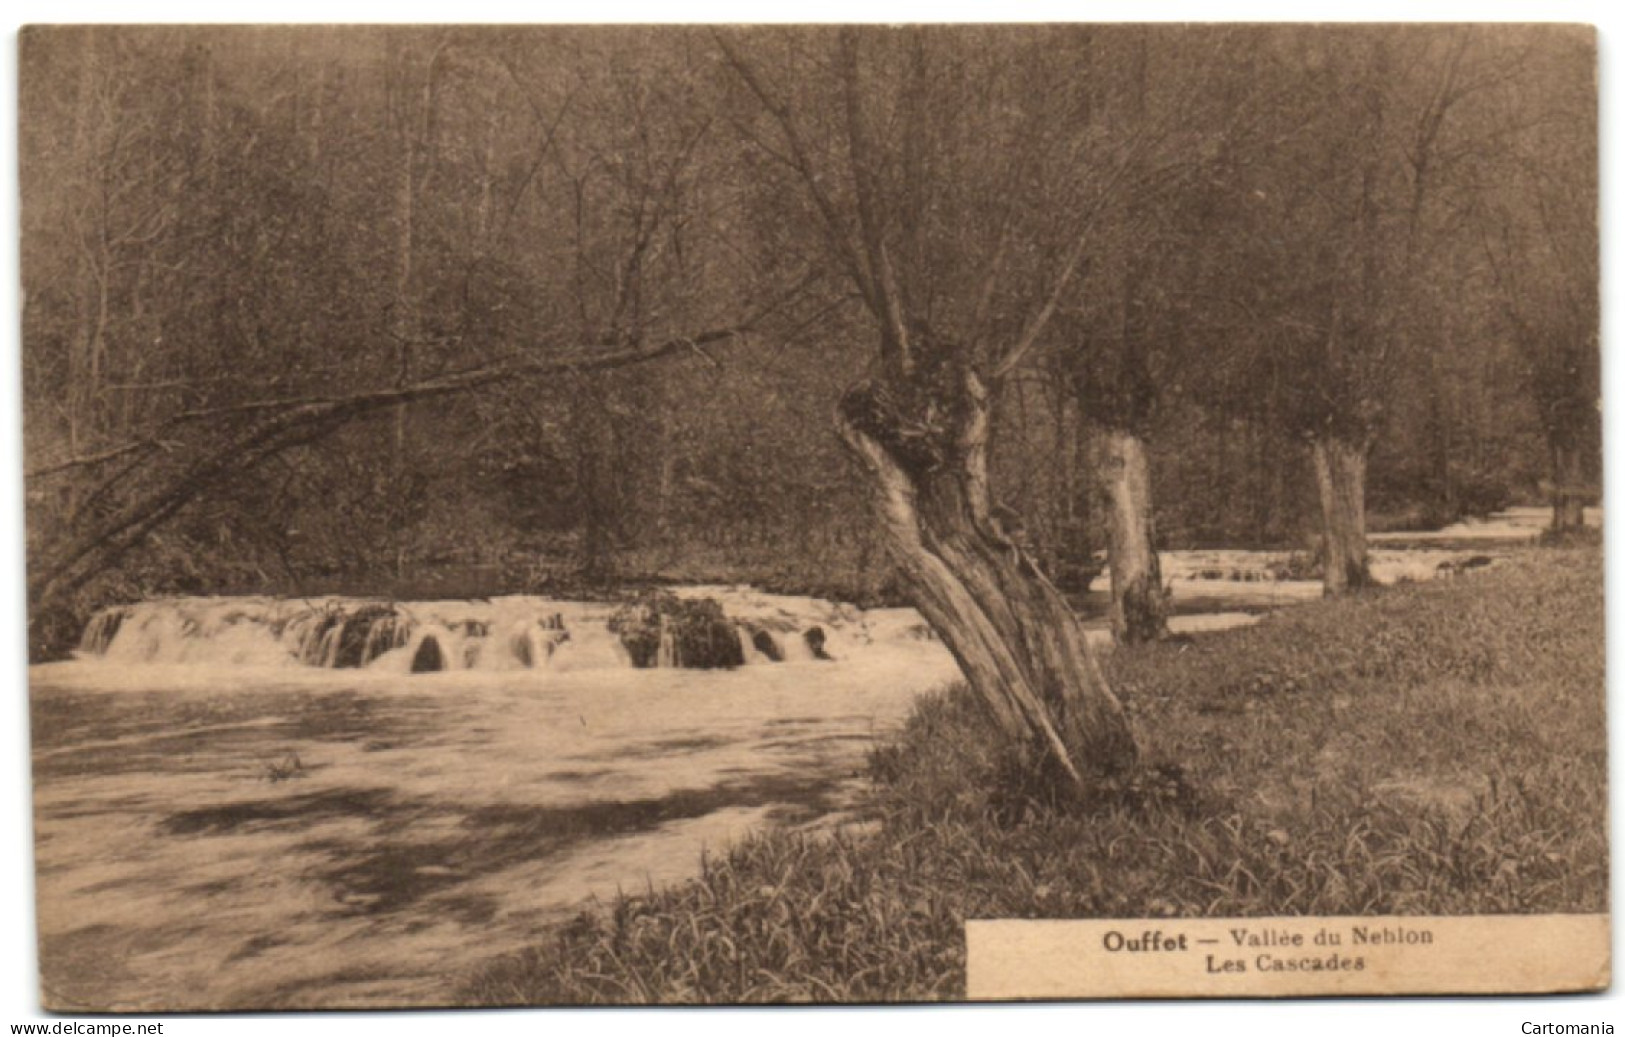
1099 427 1168 644
838 367 1138 785
1312 435 1372 595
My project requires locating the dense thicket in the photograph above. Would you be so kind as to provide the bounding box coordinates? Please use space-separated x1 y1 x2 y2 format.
21 26 1597 660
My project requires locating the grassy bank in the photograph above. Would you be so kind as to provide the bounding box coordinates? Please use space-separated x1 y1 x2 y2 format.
464 547 1606 1005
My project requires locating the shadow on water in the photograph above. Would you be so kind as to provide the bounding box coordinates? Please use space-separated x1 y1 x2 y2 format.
150 772 848 924
159 786 401 836
313 774 846 918
587 734 739 760
30 689 442 780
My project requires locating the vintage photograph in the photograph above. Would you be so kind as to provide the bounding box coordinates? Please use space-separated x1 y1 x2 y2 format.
19 23 1604 1009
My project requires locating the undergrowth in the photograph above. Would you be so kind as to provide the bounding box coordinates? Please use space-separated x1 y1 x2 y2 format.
463 547 1606 1005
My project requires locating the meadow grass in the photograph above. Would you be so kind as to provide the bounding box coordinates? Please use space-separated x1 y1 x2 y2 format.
463 546 1606 1004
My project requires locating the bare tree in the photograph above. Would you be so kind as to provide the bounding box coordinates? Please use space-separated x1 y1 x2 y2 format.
20 27 786 652
1057 27 1255 642
1213 27 1511 593
715 27 1162 783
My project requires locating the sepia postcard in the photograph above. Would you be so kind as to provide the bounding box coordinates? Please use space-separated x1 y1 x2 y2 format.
18 23 1604 1010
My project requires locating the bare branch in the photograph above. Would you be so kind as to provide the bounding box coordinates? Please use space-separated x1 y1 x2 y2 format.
838 29 910 364
26 439 162 480
990 144 1146 382
712 29 881 318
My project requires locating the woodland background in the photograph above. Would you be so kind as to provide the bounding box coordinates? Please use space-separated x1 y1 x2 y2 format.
19 25 1599 656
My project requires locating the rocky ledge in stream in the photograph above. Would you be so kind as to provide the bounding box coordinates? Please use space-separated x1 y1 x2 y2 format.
72 588 862 675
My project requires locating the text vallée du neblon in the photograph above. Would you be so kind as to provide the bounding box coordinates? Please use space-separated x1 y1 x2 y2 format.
1101 923 1434 974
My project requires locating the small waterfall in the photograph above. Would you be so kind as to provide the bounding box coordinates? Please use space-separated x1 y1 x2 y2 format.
656 615 678 669
95 598 298 666
775 628 816 663
508 618 568 670
72 591 856 676
550 622 631 672
737 627 771 665
79 607 129 655
299 604 402 668
363 615 413 665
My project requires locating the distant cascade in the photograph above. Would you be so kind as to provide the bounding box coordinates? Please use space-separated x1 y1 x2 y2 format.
70 590 853 674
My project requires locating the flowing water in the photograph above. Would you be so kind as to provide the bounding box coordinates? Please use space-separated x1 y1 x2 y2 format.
30 520 1559 1009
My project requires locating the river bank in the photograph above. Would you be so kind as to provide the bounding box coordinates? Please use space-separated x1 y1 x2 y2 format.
29 511 1592 1009
466 544 1607 1004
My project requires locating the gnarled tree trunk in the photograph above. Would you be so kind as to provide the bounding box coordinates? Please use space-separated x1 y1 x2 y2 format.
838 367 1138 786
1099 427 1168 644
1312 435 1371 595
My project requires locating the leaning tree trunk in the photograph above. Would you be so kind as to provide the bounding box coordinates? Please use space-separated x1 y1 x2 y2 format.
1099 427 1168 644
838 368 1138 786
1312 435 1372 595
1550 440 1588 532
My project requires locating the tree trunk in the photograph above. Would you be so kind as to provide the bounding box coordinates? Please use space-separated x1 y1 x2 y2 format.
1099 427 1168 644
1312 435 1371 595
1428 349 1456 521
65 29 100 464
1550 440 1588 531
838 369 1137 786
575 374 617 584
1249 419 1272 544
392 108 415 477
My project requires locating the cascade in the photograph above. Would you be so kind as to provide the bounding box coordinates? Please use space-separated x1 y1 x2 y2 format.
70 590 867 676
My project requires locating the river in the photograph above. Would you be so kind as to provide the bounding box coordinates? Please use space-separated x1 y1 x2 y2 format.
29 509 1579 1010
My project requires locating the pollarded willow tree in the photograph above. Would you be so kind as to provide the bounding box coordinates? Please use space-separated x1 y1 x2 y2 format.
1217 26 1518 594
714 26 1231 782
1059 29 1175 647
1054 27 1265 643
